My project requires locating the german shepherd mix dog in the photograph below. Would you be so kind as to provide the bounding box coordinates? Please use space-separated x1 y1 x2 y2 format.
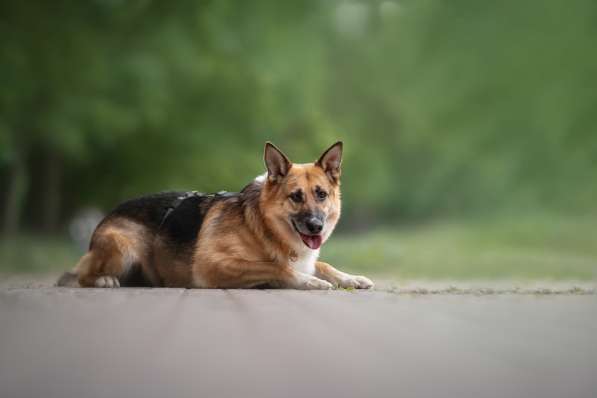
58 142 373 290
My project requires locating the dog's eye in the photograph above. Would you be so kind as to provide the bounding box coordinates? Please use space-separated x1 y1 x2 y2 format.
289 190 303 203
316 189 328 201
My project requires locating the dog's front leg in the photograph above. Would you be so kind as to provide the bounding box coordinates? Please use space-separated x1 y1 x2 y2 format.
280 266 334 290
197 260 332 290
315 261 374 289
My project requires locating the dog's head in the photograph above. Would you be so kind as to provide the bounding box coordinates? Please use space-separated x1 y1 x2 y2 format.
260 141 343 251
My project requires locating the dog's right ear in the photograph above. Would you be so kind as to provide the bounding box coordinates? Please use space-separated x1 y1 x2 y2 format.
264 142 292 182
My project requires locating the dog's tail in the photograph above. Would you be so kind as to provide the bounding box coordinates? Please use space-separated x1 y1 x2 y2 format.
56 270 79 287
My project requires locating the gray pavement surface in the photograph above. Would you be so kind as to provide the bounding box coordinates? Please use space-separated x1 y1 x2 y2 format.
1 286 596 398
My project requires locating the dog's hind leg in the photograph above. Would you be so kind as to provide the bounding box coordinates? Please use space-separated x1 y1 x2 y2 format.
74 251 120 288
76 224 149 288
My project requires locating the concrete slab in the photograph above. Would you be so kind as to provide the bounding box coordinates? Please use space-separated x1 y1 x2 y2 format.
1 287 596 398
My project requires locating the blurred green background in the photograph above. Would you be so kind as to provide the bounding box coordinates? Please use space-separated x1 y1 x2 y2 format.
1 0 596 280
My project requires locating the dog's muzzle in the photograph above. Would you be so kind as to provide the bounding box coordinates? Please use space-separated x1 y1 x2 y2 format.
291 212 325 250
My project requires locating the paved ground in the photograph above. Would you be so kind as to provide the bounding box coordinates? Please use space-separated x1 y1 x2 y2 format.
1 284 596 398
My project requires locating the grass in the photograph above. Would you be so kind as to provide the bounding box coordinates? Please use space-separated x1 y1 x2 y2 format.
323 213 597 280
1 213 596 280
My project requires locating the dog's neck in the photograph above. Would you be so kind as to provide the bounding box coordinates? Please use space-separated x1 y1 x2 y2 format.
240 178 293 260
242 176 318 264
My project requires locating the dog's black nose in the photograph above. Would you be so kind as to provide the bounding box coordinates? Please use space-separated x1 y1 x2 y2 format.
305 217 323 234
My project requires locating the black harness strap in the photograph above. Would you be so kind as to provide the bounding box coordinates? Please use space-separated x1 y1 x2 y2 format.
158 191 203 229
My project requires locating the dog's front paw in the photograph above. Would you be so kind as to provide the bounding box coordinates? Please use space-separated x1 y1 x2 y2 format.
338 274 374 289
94 275 120 288
295 275 333 290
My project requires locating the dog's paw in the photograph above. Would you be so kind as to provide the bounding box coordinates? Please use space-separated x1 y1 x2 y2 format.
94 275 120 288
296 275 334 290
338 274 374 289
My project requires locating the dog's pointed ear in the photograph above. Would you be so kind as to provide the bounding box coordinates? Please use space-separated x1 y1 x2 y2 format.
316 141 343 184
264 142 292 182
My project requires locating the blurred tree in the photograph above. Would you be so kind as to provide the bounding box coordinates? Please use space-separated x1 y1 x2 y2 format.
1 0 596 233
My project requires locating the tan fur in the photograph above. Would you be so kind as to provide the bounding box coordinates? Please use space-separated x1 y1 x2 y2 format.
75 219 156 287
66 142 374 290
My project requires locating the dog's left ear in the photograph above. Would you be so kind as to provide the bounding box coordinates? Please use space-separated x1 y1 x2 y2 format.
316 141 343 184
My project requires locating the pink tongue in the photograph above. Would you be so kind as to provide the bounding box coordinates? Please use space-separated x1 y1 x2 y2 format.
300 234 322 250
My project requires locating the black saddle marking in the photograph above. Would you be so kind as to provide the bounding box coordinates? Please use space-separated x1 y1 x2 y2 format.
158 191 208 244
158 190 239 246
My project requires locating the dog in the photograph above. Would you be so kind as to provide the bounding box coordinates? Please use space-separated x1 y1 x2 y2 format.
57 142 374 290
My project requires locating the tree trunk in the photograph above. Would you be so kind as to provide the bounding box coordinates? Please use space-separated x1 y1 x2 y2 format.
2 152 28 235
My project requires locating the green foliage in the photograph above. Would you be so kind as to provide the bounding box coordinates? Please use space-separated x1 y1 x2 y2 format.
386 0 597 215
1 0 596 230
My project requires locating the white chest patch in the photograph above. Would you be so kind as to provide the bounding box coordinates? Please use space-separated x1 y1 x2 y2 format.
290 249 319 275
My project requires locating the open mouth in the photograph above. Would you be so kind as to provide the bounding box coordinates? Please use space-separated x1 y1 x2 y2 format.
292 221 323 250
